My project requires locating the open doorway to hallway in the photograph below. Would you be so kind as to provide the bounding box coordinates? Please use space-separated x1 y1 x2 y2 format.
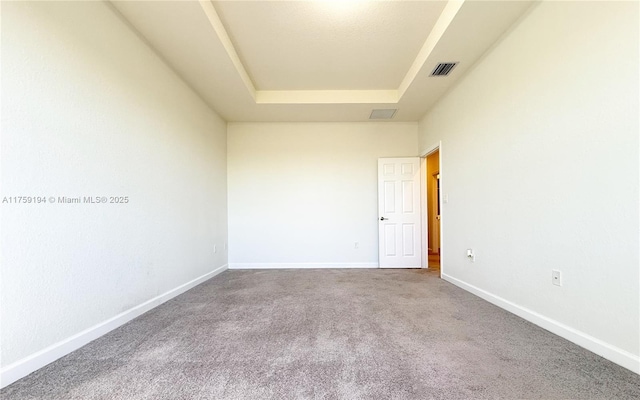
426 149 441 275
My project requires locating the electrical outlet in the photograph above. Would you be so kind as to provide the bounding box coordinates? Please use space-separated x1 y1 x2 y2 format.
354 241 359 249
213 245 217 253
552 270 562 286
466 248 475 262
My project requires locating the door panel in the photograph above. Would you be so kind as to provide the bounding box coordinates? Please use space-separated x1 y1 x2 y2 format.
378 157 421 268
384 181 395 213
384 225 396 256
402 224 415 256
402 180 414 212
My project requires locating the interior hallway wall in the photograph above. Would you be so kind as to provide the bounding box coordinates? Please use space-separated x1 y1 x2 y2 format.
418 1 639 372
426 151 440 255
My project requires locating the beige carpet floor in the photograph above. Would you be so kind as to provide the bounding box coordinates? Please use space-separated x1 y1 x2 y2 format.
2 269 639 399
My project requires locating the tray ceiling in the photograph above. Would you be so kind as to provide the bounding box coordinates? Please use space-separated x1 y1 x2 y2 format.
214 1 448 90
109 0 535 122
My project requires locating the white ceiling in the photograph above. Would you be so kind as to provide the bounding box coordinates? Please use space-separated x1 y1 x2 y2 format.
109 0 535 122
214 1 447 90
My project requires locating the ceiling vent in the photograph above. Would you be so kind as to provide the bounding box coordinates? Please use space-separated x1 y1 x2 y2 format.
430 62 458 76
369 109 397 120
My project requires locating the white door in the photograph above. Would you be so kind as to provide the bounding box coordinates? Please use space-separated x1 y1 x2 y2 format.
378 157 422 268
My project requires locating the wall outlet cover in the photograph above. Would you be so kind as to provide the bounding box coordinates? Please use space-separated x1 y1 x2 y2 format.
552 270 562 286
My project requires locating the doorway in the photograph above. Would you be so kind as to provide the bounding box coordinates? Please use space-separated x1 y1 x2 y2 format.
426 149 441 274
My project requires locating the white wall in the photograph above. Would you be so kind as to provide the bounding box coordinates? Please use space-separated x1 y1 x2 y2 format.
1 0 228 381
418 1 639 372
228 122 418 268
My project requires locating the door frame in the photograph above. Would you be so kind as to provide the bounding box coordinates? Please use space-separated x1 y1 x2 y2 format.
420 142 443 273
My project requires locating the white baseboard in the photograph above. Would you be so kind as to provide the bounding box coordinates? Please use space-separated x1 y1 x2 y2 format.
441 273 640 374
229 262 379 269
0 264 228 389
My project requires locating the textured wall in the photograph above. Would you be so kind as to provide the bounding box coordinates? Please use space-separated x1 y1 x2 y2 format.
227 122 419 267
1 1 228 366
418 1 639 367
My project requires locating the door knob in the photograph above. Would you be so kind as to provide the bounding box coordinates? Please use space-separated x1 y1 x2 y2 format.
380 217 388 221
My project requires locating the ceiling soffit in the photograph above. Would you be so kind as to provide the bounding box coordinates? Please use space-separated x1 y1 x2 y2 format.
201 0 464 105
109 0 536 121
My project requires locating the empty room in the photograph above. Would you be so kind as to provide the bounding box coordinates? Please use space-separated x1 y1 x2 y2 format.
1 0 639 399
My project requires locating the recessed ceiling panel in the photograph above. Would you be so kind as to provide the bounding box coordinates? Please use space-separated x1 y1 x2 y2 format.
111 0 535 122
213 0 447 91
